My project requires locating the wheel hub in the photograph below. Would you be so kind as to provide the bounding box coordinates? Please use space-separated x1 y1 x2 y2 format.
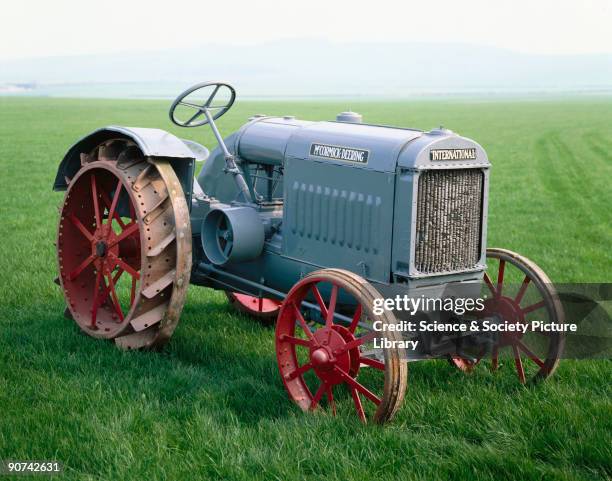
309 327 354 385
95 241 108 258
485 296 526 345
90 228 120 273
311 348 330 366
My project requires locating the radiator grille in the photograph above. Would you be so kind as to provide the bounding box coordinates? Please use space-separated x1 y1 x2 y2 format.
414 169 483 274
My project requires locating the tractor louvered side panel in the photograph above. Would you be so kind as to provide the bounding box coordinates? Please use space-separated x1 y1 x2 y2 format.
288 181 383 253
282 157 394 282
414 169 484 274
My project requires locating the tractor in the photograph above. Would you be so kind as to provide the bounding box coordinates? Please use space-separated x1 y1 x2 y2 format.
54 82 564 423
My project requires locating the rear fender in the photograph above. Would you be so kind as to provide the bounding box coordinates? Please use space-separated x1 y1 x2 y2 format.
53 126 209 207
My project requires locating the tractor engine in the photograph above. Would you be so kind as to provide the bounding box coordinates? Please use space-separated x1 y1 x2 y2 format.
192 113 490 293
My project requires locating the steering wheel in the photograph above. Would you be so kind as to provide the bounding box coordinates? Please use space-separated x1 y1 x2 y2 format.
169 81 236 128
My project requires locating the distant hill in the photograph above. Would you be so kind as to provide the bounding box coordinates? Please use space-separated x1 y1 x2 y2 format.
1 39 611 98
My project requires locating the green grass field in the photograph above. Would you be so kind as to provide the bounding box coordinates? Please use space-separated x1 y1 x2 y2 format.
0 97 610 481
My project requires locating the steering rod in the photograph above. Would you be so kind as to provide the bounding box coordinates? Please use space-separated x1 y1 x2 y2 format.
202 109 253 203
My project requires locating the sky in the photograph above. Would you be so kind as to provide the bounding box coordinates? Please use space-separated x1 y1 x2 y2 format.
1 0 611 60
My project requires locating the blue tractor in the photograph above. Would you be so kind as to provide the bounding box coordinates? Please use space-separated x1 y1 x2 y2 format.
54 82 564 423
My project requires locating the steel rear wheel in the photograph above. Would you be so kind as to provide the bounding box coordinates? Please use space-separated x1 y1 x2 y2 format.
57 139 192 349
276 269 407 424
451 248 565 383
225 291 281 323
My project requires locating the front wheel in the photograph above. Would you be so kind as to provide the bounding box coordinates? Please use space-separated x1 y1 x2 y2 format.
450 248 565 383
275 269 407 424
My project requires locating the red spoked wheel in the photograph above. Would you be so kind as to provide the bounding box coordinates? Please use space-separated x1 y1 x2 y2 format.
276 269 407 424
57 140 192 349
451 248 565 383
225 291 281 324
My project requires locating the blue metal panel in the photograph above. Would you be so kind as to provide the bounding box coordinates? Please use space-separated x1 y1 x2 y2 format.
282 157 395 282
285 121 422 173
235 117 313 165
390 170 418 279
397 129 490 170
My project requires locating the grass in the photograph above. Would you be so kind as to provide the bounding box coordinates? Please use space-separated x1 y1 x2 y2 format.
0 96 610 481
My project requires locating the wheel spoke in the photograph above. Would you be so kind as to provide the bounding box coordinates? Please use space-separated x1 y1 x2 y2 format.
108 253 140 279
100 190 126 228
279 334 311 347
98 268 124 307
107 179 123 226
515 276 531 304
335 366 381 405
360 356 385 370
483 272 497 297
68 213 94 241
311 285 328 319
348 303 362 333
107 222 139 248
491 345 499 371
293 303 314 339
522 300 546 315
336 331 377 355
68 254 95 281
350 386 366 423
106 272 124 321
91 270 102 327
512 344 526 383
90 174 102 227
516 340 545 368
310 382 327 410
325 284 338 327
497 259 506 297
285 362 313 381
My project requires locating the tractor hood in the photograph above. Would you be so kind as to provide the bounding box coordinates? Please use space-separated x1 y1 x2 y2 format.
235 116 489 172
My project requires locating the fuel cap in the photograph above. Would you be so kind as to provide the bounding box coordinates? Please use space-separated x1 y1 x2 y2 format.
336 111 363 123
